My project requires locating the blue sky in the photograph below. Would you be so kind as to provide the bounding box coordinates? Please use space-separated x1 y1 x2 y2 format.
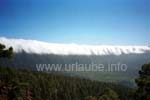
0 0 149 45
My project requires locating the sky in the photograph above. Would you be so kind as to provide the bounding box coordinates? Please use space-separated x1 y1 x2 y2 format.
0 0 149 45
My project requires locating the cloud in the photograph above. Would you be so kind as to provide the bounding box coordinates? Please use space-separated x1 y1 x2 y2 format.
0 37 150 55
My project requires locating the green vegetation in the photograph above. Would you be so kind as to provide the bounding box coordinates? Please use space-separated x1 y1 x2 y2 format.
133 63 150 100
0 67 131 100
0 43 149 100
0 43 13 58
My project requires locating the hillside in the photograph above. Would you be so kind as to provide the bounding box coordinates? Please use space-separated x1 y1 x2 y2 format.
0 66 131 100
0 37 150 87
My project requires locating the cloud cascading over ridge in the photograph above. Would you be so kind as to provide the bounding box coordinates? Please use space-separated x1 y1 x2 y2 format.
0 37 150 55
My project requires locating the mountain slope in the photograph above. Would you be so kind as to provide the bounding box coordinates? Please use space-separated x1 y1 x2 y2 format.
0 37 150 87
0 66 131 100
0 37 150 55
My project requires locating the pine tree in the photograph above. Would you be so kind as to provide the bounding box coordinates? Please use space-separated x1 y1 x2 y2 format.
0 43 13 58
134 63 150 100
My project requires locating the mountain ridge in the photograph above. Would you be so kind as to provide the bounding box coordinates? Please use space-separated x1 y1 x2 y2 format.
0 37 150 55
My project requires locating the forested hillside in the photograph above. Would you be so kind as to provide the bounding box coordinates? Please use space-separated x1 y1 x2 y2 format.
0 67 131 100
1 52 150 88
0 43 149 100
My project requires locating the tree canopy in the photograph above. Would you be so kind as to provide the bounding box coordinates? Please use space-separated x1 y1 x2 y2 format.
0 43 13 58
134 63 150 100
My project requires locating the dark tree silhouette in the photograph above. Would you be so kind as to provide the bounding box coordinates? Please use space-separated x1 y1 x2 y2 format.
0 43 13 58
134 63 150 100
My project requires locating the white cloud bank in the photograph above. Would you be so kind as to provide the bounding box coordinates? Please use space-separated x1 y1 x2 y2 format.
0 37 150 55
